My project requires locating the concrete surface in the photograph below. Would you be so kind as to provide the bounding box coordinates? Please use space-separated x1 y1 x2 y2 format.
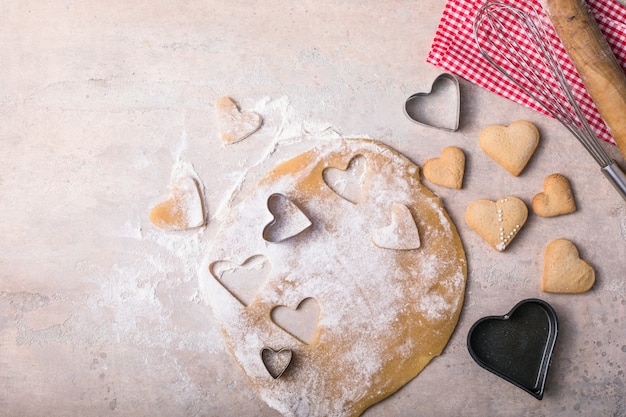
1 1 626 416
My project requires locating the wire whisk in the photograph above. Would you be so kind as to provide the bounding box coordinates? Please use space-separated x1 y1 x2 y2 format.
473 1 626 201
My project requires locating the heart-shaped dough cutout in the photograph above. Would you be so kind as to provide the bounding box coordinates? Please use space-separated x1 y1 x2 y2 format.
541 239 595 294
262 194 312 243
261 348 293 379
271 297 320 345
532 174 576 217
322 154 366 204
150 176 205 230
372 202 421 250
210 255 271 306
467 299 558 400
216 96 262 144
465 196 528 252
479 120 540 176
404 73 460 131
423 146 465 189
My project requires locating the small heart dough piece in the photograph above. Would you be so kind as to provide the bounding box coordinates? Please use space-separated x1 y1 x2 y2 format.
465 196 528 252
150 176 205 230
217 96 262 144
532 173 576 217
372 202 421 250
542 238 595 293
423 146 465 189
479 120 540 176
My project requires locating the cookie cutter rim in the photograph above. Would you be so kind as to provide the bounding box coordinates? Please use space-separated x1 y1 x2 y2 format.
466 298 558 400
262 193 313 243
261 346 293 379
404 72 460 132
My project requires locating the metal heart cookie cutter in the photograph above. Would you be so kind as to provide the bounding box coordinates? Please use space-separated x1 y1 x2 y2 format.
467 298 559 400
261 347 293 379
404 73 460 132
262 193 312 243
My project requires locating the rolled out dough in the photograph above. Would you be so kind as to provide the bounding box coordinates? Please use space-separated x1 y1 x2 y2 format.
201 138 467 417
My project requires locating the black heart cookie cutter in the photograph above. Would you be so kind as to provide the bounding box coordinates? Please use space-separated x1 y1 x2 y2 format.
467 298 558 400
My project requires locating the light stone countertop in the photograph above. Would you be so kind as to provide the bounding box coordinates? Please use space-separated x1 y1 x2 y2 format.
2 1 626 416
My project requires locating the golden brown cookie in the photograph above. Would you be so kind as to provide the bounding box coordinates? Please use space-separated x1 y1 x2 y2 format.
541 238 595 293
465 196 528 251
423 146 465 189
532 173 576 217
479 120 540 176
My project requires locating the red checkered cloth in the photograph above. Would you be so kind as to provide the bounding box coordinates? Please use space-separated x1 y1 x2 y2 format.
427 0 626 145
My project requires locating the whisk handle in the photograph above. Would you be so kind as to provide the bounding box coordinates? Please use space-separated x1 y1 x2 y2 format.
601 162 626 202
542 0 626 161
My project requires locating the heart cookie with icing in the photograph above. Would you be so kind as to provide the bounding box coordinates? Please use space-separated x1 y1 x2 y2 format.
216 96 263 144
465 196 528 251
532 174 576 217
479 120 540 176
541 238 595 293
423 146 465 189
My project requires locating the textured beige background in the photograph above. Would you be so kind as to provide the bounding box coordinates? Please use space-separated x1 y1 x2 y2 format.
2 1 626 416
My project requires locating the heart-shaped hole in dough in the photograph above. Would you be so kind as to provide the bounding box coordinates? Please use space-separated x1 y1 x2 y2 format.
322 155 367 204
210 255 271 306
271 297 320 345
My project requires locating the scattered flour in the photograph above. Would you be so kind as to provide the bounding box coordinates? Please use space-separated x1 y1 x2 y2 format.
101 96 465 417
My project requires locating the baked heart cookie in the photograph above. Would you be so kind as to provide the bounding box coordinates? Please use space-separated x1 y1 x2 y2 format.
479 120 540 176
465 196 528 251
423 146 465 189
216 96 263 144
542 238 595 293
201 138 467 417
532 173 576 217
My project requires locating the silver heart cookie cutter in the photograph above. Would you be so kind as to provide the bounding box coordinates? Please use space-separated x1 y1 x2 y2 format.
404 73 460 132
261 347 293 379
262 193 312 243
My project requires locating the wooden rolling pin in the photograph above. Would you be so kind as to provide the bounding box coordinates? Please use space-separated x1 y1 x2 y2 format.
542 0 626 160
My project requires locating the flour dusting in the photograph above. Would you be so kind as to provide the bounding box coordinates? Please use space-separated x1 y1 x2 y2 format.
200 138 466 417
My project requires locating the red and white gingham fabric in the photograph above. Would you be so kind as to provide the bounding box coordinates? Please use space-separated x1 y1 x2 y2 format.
427 0 626 145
